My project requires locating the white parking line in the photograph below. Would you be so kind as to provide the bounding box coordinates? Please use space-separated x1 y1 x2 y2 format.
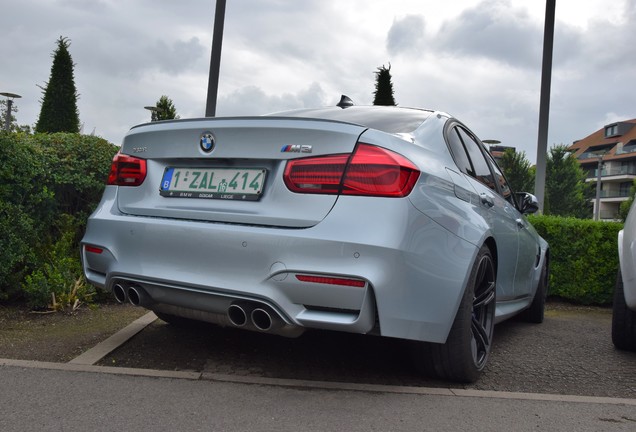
68 311 157 365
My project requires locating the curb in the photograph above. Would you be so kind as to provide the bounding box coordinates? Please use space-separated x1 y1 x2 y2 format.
2 358 635 407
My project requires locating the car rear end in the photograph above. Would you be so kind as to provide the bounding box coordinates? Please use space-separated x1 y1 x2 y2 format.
81 115 476 343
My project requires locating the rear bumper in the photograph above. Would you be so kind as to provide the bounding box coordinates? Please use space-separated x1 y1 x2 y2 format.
81 187 476 343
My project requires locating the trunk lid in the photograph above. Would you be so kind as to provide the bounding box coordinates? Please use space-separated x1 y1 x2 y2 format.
116 117 366 228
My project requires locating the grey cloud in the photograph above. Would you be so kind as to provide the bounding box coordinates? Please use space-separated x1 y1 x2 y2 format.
154 37 207 75
217 83 327 117
435 0 543 68
387 15 426 55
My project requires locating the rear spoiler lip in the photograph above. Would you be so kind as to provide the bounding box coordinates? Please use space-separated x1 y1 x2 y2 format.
129 116 363 131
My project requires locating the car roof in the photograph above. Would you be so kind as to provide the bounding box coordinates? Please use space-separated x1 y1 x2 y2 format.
268 105 435 134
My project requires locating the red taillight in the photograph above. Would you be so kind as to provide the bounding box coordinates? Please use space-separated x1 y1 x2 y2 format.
295 274 366 287
283 153 349 194
85 245 103 254
107 152 147 186
283 143 419 197
342 144 420 197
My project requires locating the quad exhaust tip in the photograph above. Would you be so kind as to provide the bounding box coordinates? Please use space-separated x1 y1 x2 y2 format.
112 282 147 307
128 286 142 306
113 283 127 304
251 308 273 331
227 304 248 327
227 302 276 332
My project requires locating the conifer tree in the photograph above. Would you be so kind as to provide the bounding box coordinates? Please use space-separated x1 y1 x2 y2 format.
151 95 179 121
544 144 591 218
372 64 397 106
498 148 535 193
35 36 80 133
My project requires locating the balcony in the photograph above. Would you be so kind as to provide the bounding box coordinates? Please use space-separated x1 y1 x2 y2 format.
616 145 636 155
578 152 604 160
586 166 636 179
599 190 631 198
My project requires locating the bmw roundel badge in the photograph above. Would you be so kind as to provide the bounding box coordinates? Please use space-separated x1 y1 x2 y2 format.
199 132 215 153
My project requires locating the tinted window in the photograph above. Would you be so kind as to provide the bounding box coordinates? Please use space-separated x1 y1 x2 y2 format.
457 128 496 191
446 128 473 175
485 152 514 202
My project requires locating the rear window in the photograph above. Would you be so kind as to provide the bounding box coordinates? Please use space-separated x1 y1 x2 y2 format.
273 106 433 134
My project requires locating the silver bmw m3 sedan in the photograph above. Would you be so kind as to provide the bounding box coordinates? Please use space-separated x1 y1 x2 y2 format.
81 102 549 382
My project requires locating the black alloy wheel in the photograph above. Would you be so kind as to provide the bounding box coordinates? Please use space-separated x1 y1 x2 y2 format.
470 251 497 370
413 245 497 383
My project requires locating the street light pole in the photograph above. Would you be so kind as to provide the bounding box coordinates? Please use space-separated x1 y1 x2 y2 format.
594 154 604 221
206 0 226 117
1 92 22 132
534 0 556 213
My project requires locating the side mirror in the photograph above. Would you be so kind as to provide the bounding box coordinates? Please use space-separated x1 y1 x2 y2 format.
516 192 539 215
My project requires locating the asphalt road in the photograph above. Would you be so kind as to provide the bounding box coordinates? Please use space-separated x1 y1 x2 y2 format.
98 303 636 399
1 365 635 432
0 366 636 432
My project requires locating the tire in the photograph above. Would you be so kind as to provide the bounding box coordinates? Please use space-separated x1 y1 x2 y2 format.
612 270 636 351
520 259 549 324
413 245 497 383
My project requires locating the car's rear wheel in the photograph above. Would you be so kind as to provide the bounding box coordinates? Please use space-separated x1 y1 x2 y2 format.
612 269 636 351
520 259 549 323
413 245 496 383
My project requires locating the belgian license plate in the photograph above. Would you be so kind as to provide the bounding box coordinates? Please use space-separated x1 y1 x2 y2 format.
160 167 266 201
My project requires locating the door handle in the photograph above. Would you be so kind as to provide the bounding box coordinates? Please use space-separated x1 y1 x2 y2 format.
515 218 525 229
480 193 494 208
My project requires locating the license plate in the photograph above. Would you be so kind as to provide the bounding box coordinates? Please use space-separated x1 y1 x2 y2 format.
160 167 266 201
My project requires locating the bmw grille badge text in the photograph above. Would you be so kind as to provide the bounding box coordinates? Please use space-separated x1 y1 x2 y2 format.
200 132 215 153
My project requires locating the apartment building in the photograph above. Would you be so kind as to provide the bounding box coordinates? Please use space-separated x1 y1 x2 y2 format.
567 119 636 220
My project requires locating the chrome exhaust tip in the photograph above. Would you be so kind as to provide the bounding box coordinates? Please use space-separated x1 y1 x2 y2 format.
251 308 273 331
113 283 127 304
127 285 143 306
227 304 248 327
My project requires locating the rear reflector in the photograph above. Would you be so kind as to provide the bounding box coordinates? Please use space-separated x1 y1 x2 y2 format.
107 152 147 186
283 143 419 197
85 245 104 254
295 274 366 288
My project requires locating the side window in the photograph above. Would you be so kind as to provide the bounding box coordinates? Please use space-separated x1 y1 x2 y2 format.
456 128 496 192
485 151 515 204
446 128 473 175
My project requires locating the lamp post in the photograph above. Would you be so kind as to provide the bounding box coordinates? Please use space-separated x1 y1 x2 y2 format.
483 139 501 153
144 106 161 122
1 92 22 132
594 153 605 221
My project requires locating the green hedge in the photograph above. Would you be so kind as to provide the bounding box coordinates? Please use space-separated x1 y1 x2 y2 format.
528 215 622 305
0 132 117 306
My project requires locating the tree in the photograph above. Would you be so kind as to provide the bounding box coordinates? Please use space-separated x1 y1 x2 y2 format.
35 36 80 133
372 64 396 106
151 95 179 121
544 144 591 218
498 148 535 193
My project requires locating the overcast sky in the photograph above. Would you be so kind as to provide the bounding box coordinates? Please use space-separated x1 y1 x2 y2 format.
1 0 634 163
